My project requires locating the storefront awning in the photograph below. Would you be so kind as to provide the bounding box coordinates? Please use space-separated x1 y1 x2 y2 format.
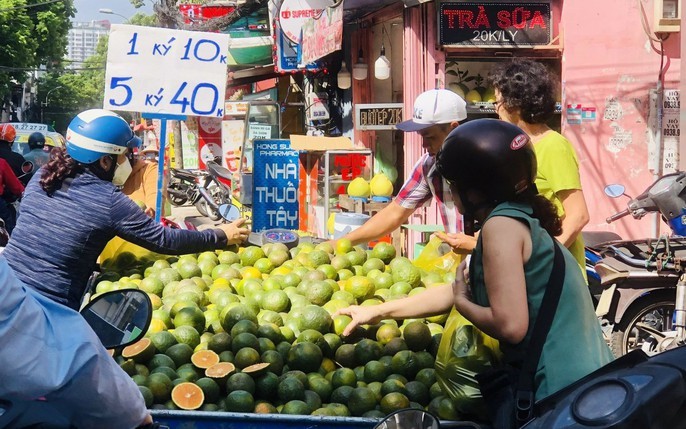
228 64 281 87
343 0 402 19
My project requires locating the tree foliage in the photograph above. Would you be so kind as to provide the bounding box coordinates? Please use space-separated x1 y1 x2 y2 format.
0 0 75 98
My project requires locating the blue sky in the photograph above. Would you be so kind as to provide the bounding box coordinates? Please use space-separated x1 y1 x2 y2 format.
72 0 154 23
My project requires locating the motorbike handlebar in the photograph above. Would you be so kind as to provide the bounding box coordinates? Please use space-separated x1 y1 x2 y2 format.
606 209 631 224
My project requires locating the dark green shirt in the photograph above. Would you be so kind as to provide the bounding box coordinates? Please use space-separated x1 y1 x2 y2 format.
469 202 613 400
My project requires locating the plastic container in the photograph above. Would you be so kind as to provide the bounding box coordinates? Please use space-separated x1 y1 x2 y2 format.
333 212 370 239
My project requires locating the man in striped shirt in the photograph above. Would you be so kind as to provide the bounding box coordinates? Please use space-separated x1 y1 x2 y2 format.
335 89 466 246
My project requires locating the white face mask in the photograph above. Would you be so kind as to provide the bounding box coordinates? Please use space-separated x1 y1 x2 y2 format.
112 158 133 186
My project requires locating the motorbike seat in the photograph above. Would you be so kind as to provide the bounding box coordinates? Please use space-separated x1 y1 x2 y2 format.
172 169 200 182
583 231 623 248
207 161 233 181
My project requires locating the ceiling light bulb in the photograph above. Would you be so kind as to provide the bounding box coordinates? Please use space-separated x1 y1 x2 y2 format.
352 48 368 81
338 61 352 89
374 45 391 80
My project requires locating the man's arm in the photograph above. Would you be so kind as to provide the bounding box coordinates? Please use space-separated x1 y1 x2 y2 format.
556 189 590 248
340 201 415 246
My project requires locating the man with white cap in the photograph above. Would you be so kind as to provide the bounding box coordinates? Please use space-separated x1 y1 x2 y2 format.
334 89 467 246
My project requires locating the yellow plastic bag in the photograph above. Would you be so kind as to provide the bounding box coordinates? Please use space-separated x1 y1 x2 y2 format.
99 237 160 270
413 235 463 273
434 308 502 419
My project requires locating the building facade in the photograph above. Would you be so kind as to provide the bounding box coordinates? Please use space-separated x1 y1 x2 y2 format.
65 21 111 69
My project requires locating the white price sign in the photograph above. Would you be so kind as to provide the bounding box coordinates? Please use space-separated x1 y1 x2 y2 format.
104 24 230 118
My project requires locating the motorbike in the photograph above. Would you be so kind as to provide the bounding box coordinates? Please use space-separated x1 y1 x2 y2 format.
594 172 686 357
583 231 622 301
0 288 163 429
167 161 236 222
166 167 206 207
194 160 236 221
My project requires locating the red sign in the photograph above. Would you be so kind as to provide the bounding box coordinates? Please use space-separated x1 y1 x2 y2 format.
439 2 551 47
334 154 368 194
178 3 236 25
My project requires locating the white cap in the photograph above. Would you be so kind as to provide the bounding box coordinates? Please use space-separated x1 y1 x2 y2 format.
396 89 467 132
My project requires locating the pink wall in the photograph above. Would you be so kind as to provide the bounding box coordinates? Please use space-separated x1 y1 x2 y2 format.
402 2 446 257
562 0 681 239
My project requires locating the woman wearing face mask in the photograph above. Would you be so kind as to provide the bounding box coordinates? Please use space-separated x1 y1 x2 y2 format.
1 109 250 310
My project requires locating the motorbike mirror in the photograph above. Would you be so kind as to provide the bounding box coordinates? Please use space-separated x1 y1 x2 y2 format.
80 289 152 349
374 409 440 429
218 203 241 222
604 184 627 198
21 161 33 174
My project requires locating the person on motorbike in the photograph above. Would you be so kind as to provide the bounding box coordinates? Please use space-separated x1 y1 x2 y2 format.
336 120 612 414
24 131 51 174
0 258 152 429
1 109 250 310
0 123 29 185
0 156 24 235
122 143 163 218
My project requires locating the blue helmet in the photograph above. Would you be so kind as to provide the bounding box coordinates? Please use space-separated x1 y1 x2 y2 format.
65 109 141 164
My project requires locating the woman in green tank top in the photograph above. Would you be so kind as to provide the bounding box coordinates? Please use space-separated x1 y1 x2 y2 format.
435 119 613 403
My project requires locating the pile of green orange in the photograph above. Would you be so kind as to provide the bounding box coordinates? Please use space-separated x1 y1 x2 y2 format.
101 239 461 419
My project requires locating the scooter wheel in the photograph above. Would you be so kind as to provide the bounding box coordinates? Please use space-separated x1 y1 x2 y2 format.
167 183 189 206
611 292 675 357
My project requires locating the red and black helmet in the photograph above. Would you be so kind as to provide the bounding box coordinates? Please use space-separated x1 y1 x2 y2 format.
0 123 16 143
436 118 537 215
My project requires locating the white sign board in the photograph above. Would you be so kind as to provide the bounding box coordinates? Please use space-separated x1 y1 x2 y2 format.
104 25 230 118
249 124 273 140
648 89 681 174
662 89 680 174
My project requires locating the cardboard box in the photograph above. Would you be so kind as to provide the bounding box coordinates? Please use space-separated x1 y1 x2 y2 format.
290 135 356 151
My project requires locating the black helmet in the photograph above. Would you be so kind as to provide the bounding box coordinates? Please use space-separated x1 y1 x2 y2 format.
28 132 46 150
436 119 537 215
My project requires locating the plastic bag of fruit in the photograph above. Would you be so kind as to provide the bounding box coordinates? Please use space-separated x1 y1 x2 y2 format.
98 237 156 270
434 308 502 419
413 236 462 273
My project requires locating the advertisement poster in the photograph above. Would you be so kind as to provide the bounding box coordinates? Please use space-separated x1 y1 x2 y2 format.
252 139 299 231
197 116 223 168
180 120 199 169
269 0 327 72
299 4 342 65
221 119 245 173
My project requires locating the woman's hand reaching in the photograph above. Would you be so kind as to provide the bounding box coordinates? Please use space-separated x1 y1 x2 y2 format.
218 218 250 245
333 305 383 337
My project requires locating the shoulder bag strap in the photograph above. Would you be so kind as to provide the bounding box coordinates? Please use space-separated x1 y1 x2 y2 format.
515 239 566 424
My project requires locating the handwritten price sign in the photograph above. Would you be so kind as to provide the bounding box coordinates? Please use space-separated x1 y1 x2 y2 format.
104 24 230 117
